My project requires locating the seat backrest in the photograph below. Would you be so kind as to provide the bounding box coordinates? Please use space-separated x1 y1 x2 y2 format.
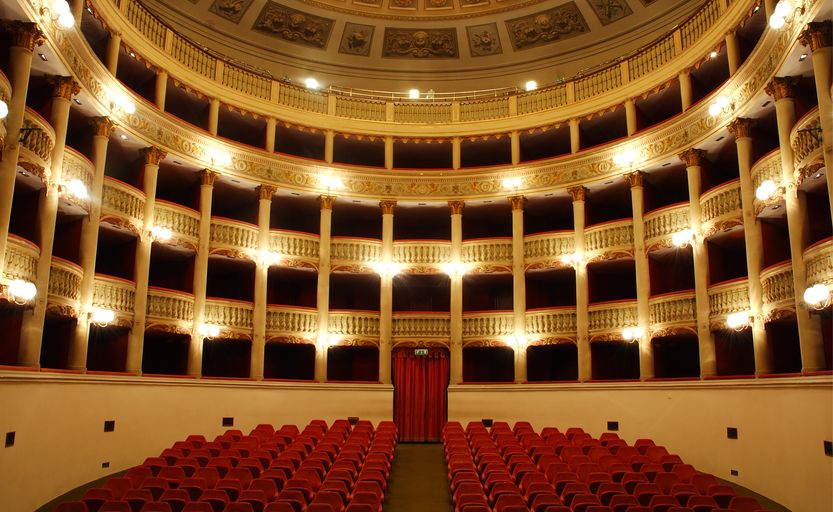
100 502 132 512
727 496 762 512
139 503 173 512
182 504 214 512
223 504 254 512
56 502 90 512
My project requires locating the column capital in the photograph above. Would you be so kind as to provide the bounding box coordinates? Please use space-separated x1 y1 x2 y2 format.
567 186 586 202
199 169 219 186
319 194 336 210
48 76 80 100
379 200 397 215
678 148 707 168
140 146 167 166
448 200 465 215
508 195 526 211
764 76 801 101
1 20 45 51
727 117 755 139
624 170 645 188
799 21 832 52
90 117 117 137
257 184 278 201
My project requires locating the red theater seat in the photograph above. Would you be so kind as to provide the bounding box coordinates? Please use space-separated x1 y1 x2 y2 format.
182 505 213 512
57 503 90 512
100 502 132 512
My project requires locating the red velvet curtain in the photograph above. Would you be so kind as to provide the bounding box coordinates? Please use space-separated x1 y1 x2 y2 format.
392 347 449 442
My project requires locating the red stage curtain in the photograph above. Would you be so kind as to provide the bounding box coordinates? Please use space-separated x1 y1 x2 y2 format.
392 347 449 442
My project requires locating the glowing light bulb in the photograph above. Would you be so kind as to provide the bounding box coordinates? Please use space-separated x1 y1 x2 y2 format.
756 180 777 200
305 78 320 90
65 179 88 200
408 89 420 99
525 80 538 92
0 100 9 119
8 279 36 302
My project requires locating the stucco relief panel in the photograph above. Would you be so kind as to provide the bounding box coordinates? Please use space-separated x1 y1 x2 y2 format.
466 23 502 56
382 28 459 58
209 0 255 23
339 22 374 56
586 0 632 25
252 1 335 49
505 2 589 50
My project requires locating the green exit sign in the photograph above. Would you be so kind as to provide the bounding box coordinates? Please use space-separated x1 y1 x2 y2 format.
414 348 428 356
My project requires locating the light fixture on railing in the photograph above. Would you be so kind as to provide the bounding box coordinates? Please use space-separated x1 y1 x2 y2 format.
726 311 751 330
622 326 644 343
503 335 528 348
109 92 136 115
62 178 88 200
408 89 420 100
769 0 800 29
43 0 75 29
525 81 538 92
442 262 469 279
502 177 523 192
90 307 115 327
755 179 778 200
671 228 694 248
150 225 172 242
260 250 282 267
198 324 221 339
304 78 320 90
707 95 731 117
371 261 402 278
560 252 583 268
0 99 8 120
803 283 831 310
207 148 231 170
613 150 638 168
319 174 344 193
4 279 37 305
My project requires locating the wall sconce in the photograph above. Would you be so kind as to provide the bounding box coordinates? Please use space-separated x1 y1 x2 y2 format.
755 179 779 201
503 334 528 349
61 178 88 200
726 311 751 330
622 326 644 343
371 261 402 278
108 92 136 115
43 0 76 29
560 252 583 267
0 99 8 120
90 307 115 327
198 324 221 339
442 262 469 279
319 174 344 193
769 0 802 29
502 177 522 192
803 284 831 310
207 148 231 170
150 225 172 242
672 228 694 248
260 250 282 267
4 279 37 305
707 96 731 117
613 150 638 168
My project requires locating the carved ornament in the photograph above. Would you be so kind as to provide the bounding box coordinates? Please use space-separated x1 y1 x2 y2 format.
379 200 397 214
448 200 465 215
48 76 80 100
1 21 45 51
252 1 334 49
505 3 589 50
200 169 219 186
382 28 458 58
258 184 278 200
567 186 586 202
319 194 336 210
798 21 832 52
141 146 168 166
726 117 754 139
90 117 117 137
509 195 526 211
678 148 706 168
764 76 801 101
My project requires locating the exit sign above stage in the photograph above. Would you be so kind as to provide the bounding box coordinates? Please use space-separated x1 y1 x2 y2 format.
414 348 428 356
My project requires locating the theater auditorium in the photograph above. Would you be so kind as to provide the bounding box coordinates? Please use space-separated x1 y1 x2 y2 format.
0 0 830 510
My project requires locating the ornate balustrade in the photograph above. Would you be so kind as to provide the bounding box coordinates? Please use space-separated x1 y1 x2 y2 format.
329 310 381 338
330 238 383 267
588 300 638 335
804 238 833 287
18 108 55 173
334 97 386 121
524 231 574 267
463 311 514 339
47 257 82 310
101 177 145 232
204 298 254 332
462 238 512 267
393 241 451 270
584 219 634 257
708 278 750 326
61 148 95 211
391 312 450 338
146 287 194 325
210 217 259 256
270 230 320 266
750 150 783 211
790 106 822 171
649 291 696 331
525 307 578 339
700 180 741 235
266 306 318 336
92 274 136 317
393 102 453 124
516 86 567 115
154 201 200 248
459 98 510 122
3 235 39 283
644 204 690 249
760 261 794 318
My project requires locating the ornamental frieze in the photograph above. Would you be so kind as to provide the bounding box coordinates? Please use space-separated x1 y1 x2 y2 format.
339 22 374 56
505 2 589 50
210 0 255 22
382 28 458 58
252 1 334 49
586 0 632 26
466 23 502 56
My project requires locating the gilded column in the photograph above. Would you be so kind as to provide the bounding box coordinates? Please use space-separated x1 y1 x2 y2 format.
125 147 167 374
679 70 693 111
18 76 79 367
679 149 717 377
625 171 654 380
625 99 638 136
799 22 833 224
0 22 44 279
379 200 396 384
154 70 167 110
449 200 465 384
315 195 335 381
728 118 770 374
187 169 218 377
105 31 121 75
68 117 116 370
252 185 276 380
765 77 826 371
510 195 527 383
208 99 220 136
569 186 591 381
569 118 580 154
265 118 276 153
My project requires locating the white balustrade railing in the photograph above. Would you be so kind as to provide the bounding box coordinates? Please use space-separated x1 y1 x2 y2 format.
204 298 254 330
61 149 95 210
708 278 750 319
210 217 259 253
463 311 514 338
154 201 201 244
524 231 575 264
19 108 54 170
92 274 136 315
102 177 145 229
146 287 195 323
584 220 634 255
760 261 794 309
462 238 512 265
266 306 318 335
391 313 450 338
750 150 782 196
525 307 578 336
649 291 696 327
393 241 451 267
330 238 383 265
48 257 82 304
588 300 638 333
329 310 381 337
270 230 320 262
643 204 690 246
790 107 821 167
700 180 741 231
804 238 833 286
3 235 39 283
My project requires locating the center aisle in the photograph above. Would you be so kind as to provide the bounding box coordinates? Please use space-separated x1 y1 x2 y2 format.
384 443 453 512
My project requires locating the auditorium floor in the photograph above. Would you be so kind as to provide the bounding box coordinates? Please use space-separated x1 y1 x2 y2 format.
384 443 453 512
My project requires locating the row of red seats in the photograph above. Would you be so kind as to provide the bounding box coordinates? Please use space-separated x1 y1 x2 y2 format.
56 420 397 512
443 421 770 512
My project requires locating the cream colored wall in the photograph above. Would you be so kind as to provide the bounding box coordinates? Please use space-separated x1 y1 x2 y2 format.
0 373 393 512
449 377 833 512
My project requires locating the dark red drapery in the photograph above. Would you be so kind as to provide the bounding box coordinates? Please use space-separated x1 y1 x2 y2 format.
392 347 449 442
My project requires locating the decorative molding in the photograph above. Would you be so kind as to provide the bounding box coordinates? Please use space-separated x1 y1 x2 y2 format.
448 200 465 215
586 0 632 26
382 28 459 58
258 184 278 200
1 20 45 51
141 146 168 166
505 3 589 50
764 76 801 101
90 117 117 137
466 23 502 57
319 194 337 209
798 21 832 52
379 199 397 214
252 1 334 49
339 22 374 56
678 148 706 168
508 195 526 210
48 76 80 100
209 0 255 23
200 169 219 186
624 170 644 188
567 186 586 202
727 117 754 139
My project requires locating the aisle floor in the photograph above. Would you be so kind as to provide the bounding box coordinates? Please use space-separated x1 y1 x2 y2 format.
384 443 453 512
